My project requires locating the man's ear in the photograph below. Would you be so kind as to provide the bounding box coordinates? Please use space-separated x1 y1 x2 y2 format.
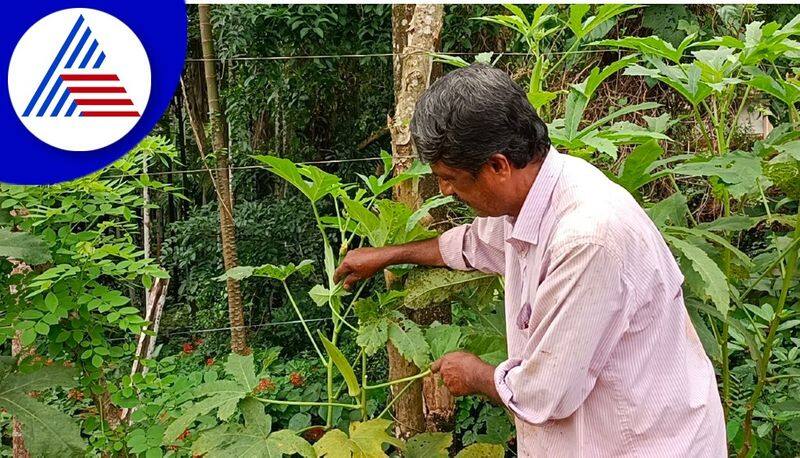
486 153 512 177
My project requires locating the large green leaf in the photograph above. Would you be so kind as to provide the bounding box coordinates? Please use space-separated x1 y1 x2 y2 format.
256 155 341 203
388 320 431 369
349 418 403 457
0 364 85 457
164 388 248 443
315 429 357 458
405 432 452 458
646 191 689 229
664 235 731 315
0 228 52 265
670 151 763 199
216 260 314 282
193 398 314 458
613 140 664 194
356 319 389 356
404 268 498 310
314 419 402 458
425 323 463 361
455 443 505 457
225 353 258 392
319 332 361 397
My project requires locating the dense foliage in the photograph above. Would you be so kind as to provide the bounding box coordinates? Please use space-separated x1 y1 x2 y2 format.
1 4 799 457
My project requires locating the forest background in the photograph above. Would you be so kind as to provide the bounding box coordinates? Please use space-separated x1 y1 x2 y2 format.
1 4 800 457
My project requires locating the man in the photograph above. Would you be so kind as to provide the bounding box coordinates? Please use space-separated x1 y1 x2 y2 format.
334 65 726 456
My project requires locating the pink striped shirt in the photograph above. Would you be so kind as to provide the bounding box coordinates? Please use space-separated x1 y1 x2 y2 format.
439 148 726 457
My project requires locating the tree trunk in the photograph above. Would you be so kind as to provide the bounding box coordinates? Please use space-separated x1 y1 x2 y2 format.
11 333 29 458
387 4 448 439
198 4 248 355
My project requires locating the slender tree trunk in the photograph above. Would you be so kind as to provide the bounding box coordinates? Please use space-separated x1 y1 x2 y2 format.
11 333 29 458
387 4 447 439
198 4 248 355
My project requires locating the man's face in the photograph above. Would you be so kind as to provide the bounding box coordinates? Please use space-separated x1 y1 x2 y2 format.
430 159 510 217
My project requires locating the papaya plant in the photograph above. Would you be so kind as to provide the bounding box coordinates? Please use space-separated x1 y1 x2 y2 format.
163 153 502 455
600 14 800 455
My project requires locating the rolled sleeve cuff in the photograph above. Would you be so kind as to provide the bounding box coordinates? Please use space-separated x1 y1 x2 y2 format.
494 358 549 425
438 225 469 271
494 358 522 406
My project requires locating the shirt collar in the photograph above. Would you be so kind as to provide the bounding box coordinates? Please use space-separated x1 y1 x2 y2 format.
507 146 564 247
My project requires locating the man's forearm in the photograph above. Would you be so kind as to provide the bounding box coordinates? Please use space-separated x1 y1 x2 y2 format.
384 236 447 268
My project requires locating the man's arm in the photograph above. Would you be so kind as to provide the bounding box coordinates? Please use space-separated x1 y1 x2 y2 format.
334 216 507 290
334 237 445 290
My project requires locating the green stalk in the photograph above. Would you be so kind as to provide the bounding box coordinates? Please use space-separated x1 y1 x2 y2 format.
739 211 800 457
282 282 326 365
692 106 715 153
360 351 368 419
720 189 732 420
725 86 751 150
376 377 418 420
364 369 432 390
256 397 360 410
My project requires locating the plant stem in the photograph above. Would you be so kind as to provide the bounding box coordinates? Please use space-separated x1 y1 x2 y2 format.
719 189 732 420
725 86 751 149
692 107 715 154
376 376 418 420
364 369 432 390
256 397 360 410
739 211 799 457
360 351 368 419
282 282 326 365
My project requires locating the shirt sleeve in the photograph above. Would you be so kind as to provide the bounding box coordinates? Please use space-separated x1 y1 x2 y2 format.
494 241 631 425
438 217 506 275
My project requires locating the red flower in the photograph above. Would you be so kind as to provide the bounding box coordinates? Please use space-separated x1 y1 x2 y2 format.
193 337 205 346
177 429 190 441
289 372 305 387
205 357 215 366
254 378 276 394
182 343 194 354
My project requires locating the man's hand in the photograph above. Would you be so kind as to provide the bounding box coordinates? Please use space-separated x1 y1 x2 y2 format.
431 351 499 402
333 247 392 290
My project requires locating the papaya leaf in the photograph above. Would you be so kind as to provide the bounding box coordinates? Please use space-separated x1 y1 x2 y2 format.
225 353 257 392
405 432 452 458
193 399 314 458
425 323 463 361
646 191 689 229
0 364 85 457
356 319 389 356
216 260 314 282
388 320 431 369
164 388 247 443
613 140 664 194
664 235 730 315
315 429 356 458
309 284 350 308
319 332 361 397
456 443 505 457
349 418 403 457
0 228 52 265
404 268 498 310
256 155 341 203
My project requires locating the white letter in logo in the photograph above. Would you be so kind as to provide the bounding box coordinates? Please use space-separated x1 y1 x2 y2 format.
8 8 151 152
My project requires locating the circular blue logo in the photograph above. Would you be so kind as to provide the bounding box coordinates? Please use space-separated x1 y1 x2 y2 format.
2 1 186 184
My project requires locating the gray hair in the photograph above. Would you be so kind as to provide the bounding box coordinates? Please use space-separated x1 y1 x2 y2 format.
410 64 550 174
